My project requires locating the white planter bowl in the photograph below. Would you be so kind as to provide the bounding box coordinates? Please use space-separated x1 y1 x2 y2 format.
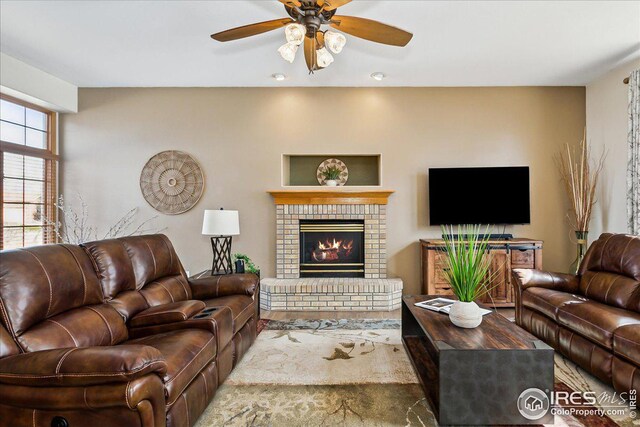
448 301 483 328
325 180 338 187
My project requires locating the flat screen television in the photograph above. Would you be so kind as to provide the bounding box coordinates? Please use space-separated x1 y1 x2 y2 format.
429 166 530 225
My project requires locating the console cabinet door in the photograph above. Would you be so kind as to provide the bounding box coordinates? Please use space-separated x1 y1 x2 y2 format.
482 249 511 306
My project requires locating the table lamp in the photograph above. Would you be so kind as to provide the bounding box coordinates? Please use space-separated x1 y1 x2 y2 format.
201 208 240 275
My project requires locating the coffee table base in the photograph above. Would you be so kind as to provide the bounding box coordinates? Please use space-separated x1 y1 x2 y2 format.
402 298 554 425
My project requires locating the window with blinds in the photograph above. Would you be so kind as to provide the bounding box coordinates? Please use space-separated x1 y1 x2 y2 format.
0 95 58 250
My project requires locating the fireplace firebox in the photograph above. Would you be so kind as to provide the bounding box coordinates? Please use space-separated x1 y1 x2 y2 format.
299 219 365 278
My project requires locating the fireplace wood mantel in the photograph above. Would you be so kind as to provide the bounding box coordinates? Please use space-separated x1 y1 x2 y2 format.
268 190 394 205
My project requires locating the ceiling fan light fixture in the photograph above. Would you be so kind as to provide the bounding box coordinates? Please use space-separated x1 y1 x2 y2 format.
316 47 334 68
278 42 298 63
324 31 346 54
284 23 306 46
371 72 385 81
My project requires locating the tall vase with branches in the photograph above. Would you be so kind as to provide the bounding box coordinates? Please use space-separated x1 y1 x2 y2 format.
556 131 605 273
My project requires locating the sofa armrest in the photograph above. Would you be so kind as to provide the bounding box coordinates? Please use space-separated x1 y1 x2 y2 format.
130 300 206 328
0 345 167 387
512 269 580 326
129 305 235 352
189 273 258 299
512 269 580 293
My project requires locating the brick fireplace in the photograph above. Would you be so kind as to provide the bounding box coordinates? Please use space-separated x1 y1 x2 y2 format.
261 190 403 311
299 219 365 277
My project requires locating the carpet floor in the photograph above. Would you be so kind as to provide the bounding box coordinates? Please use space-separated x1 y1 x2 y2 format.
194 319 636 426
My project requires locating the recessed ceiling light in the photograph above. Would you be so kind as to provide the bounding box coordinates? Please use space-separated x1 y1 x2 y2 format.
272 73 286 81
370 72 385 81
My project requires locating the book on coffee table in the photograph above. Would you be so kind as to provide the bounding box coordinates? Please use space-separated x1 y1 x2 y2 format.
415 297 491 315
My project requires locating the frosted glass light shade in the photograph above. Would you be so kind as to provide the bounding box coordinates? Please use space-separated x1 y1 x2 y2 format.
316 47 334 68
324 31 346 54
202 210 240 236
278 42 298 63
285 23 306 45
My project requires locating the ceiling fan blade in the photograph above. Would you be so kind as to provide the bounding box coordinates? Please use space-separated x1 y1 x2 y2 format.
279 0 301 7
211 18 294 42
330 15 413 47
323 0 351 11
304 35 318 72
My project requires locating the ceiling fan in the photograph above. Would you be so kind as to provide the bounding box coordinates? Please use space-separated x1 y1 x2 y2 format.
211 0 413 73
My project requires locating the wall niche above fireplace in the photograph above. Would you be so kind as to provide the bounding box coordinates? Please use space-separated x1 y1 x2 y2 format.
300 220 365 278
282 154 381 186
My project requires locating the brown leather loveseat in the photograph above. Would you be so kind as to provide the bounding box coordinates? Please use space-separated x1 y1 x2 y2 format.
0 234 258 427
513 233 640 393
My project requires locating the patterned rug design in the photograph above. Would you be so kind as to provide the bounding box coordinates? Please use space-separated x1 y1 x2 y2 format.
195 319 636 426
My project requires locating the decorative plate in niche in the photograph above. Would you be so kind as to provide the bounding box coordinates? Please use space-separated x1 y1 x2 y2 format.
140 150 204 215
316 158 349 186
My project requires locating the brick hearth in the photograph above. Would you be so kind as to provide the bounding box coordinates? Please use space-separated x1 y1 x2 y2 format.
260 278 403 311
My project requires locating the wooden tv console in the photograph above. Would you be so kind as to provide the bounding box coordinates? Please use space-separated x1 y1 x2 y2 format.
420 238 543 307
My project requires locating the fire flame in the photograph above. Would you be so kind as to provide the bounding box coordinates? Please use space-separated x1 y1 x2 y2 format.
312 238 354 262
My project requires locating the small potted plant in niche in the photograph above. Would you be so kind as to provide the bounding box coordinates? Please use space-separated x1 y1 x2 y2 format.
322 166 341 187
441 224 496 328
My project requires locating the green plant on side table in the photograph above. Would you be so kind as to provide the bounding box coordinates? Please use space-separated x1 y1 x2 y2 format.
322 166 341 187
232 253 260 278
441 224 496 328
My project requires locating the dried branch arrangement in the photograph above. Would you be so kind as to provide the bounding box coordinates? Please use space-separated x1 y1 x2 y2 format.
556 131 606 232
43 194 164 245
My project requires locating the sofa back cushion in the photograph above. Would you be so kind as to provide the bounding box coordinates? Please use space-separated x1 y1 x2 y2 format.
0 245 103 335
578 233 640 311
82 234 190 319
0 245 127 352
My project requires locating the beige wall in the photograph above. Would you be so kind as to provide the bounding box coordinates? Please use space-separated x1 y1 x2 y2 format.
60 87 585 294
586 58 640 239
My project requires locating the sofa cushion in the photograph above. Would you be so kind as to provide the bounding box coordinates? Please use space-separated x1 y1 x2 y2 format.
580 233 640 281
579 271 640 312
613 324 640 366
18 304 128 352
82 238 138 299
557 301 640 349
0 245 103 337
578 234 640 311
139 274 192 307
117 235 185 290
126 329 216 406
522 288 587 320
204 295 254 334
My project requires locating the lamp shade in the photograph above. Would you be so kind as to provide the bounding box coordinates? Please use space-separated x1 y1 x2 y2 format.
202 210 240 236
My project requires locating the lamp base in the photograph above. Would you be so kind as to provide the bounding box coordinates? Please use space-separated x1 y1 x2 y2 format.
210 236 233 275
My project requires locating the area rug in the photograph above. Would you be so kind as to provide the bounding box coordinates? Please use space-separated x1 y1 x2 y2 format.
195 319 636 426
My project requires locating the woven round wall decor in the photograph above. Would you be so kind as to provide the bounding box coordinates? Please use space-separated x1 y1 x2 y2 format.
140 150 204 215
316 158 349 186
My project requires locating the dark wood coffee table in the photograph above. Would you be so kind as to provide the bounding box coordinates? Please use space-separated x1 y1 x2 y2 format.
402 295 554 425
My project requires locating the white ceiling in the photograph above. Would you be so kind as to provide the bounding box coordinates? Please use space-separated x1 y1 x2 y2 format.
1 1 639 87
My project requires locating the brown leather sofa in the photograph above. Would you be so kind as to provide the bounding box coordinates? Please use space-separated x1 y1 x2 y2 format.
0 234 258 427
513 233 640 394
